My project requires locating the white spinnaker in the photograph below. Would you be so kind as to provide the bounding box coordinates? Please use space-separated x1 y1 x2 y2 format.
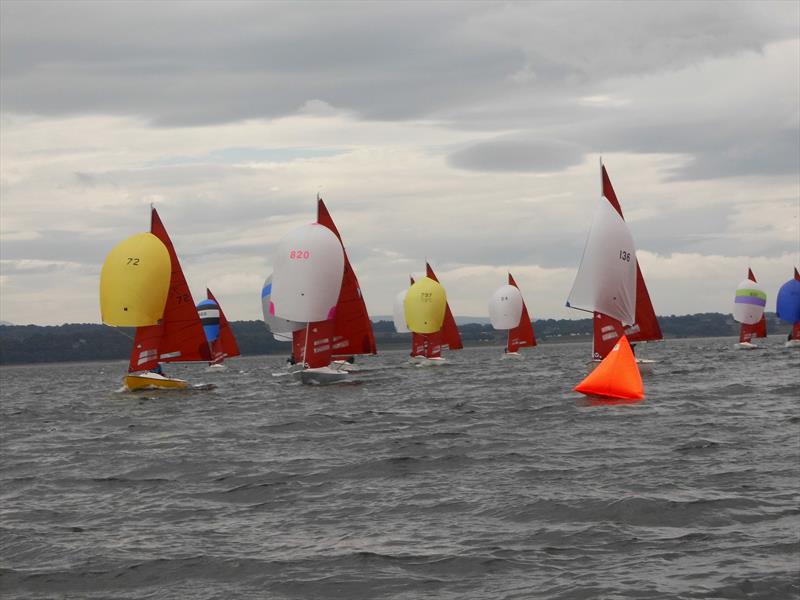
261 274 305 341
733 278 766 325
489 284 523 329
566 197 638 326
271 223 345 322
393 289 410 333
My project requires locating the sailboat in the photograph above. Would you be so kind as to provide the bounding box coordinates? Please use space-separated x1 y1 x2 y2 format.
100 207 211 391
776 267 800 348
407 263 462 365
196 289 241 369
269 196 376 384
567 161 661 369
734 269 767 349
404 272 447 365
489 273 536 359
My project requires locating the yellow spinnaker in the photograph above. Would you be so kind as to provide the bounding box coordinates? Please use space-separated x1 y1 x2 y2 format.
100 232 171 327
404 276 446 334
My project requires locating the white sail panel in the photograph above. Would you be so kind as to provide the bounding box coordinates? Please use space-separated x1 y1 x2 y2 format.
733 278 766 325
393 289 410 333
566 197 637 326
489 284 523 329
261 274 305 339
271 224 345 322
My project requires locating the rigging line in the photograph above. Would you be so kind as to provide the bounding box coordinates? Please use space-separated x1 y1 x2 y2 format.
104 324 135 341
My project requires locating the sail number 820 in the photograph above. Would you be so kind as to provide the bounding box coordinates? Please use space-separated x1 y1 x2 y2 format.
289 250 310 260
618 250 631 262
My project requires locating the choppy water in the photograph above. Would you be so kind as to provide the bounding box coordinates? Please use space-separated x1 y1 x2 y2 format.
1 337 798 599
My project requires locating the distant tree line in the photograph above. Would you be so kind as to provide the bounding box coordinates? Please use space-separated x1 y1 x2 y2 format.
0 313 790 365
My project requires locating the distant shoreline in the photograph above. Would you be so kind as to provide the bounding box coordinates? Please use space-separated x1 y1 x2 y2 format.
0 314 790 366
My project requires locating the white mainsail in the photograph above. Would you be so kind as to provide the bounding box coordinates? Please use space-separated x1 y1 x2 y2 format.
566 196 638 326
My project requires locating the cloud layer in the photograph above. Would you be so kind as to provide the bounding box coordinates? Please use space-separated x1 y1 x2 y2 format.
1 1 798 325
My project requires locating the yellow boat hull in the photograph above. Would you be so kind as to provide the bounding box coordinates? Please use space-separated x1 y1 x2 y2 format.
124 373 189 391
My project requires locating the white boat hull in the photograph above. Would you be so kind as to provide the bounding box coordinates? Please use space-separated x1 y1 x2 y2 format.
735 342 760 350
297 366 349 385
501 352 523 360
414 356 447 367
332 360 359 372
785 339 800 348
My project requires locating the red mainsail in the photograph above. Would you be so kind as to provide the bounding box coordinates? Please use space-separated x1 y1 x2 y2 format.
425 263 463 351
507 273 536 353
739 269 767 343
592 164 662 358
317 199 377 358
206 288 240 364
129 208 210 372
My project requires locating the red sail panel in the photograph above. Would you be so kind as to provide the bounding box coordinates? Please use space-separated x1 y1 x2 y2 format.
740 269 767 342
317 199 377 357
411 332 426 357
292 328 307 364
207 288 240 364
129 208 210 371
507 273 535 352
601 165 662 344
412 332 442 359
301 320 335 368
425 263 463 351
740 316 767 343
792 322 800 341
593 313 626 360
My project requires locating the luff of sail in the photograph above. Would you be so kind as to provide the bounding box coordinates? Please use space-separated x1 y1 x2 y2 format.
100 232 171 327
566 195 638 327
128 208 211 372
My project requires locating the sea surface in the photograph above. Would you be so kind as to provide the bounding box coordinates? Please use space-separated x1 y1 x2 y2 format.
1 338 798 600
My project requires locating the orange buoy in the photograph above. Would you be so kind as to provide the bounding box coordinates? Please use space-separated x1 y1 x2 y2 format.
575 335 644 400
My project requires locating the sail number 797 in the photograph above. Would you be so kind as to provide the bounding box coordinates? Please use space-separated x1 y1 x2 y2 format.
619 250 631 262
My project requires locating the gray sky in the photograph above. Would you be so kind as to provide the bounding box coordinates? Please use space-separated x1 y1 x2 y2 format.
1 0 798 325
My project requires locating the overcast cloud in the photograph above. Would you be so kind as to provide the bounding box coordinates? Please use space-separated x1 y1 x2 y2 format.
1 1 798 325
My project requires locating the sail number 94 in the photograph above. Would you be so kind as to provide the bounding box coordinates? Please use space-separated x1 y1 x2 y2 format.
289 250 310 260
618 250 631 262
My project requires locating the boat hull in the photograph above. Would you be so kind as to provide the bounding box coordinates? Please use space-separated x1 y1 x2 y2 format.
735 342 760 350
124 372 189 391
588 358 655 373
785 339 800 348
501 352 523 360
297 366 349 385
415 357 447 367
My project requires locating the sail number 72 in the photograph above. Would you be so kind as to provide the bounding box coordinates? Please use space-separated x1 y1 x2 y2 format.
618 250 631 262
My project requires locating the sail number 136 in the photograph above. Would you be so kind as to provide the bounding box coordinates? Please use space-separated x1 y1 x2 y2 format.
619 250 631 262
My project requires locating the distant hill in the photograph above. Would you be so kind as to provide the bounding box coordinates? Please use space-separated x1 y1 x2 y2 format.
0 313 791 365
